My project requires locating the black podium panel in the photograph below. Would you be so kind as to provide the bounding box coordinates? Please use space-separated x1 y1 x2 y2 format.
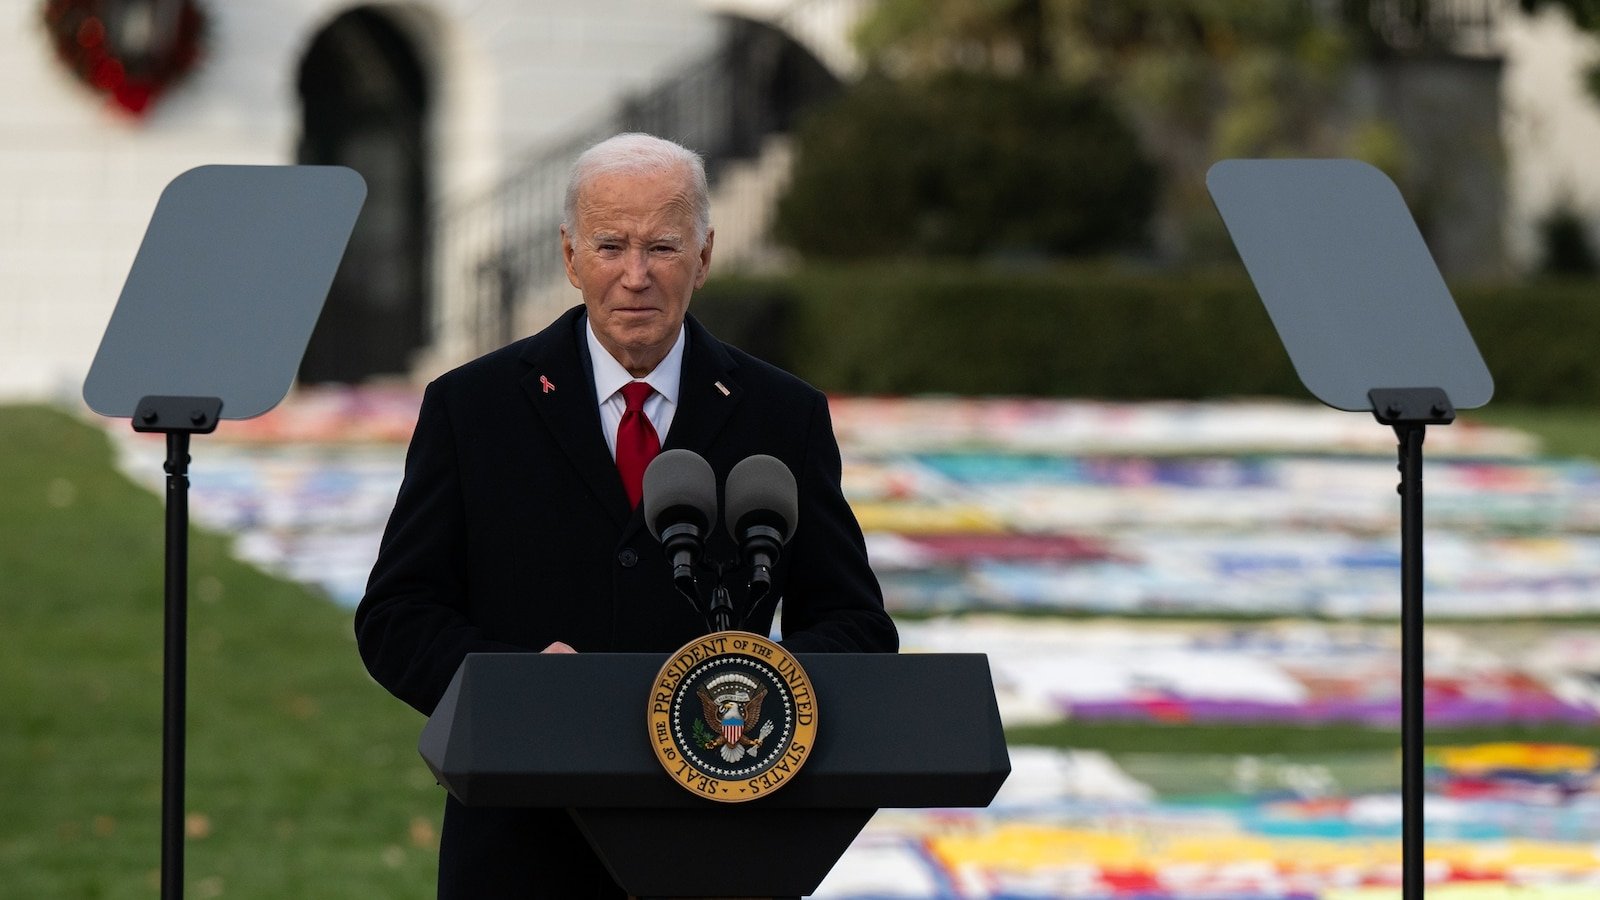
577 806 875 897
420 652 1009 809
420 651 1010 896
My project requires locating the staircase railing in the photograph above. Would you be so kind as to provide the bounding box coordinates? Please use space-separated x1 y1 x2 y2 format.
428 1 867 373
1330 0 1505 57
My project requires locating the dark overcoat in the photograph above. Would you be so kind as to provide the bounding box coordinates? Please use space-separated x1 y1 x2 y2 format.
355 306 897 897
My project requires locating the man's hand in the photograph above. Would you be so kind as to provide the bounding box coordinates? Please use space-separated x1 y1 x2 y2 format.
541 641 577 654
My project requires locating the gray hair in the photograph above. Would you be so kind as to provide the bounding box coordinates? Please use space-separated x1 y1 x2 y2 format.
562 133 711 245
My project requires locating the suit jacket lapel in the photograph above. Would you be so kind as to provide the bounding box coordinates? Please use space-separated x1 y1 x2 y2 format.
519 308 634 528
663 314 743 455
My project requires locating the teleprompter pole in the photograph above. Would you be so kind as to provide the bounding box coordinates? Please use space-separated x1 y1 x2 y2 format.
162 430 190 900
136 396 222 900
1396 420 1425 899
1370 387 1454 900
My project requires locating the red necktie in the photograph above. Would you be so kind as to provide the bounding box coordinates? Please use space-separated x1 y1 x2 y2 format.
616 381 661 508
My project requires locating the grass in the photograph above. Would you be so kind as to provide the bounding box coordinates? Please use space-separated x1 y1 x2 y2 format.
0 406 438 898
1463 404 1600 460
1005 720 1600 755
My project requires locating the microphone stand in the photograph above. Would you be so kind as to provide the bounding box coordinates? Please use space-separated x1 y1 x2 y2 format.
708 582 735 633
677 539 786 636
700 558 765 636
695 558 736 634
671 558 716 635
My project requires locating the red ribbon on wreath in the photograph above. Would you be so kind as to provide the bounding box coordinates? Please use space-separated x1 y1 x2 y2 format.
40 0 206 117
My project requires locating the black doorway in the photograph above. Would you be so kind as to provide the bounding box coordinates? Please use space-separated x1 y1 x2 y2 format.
296 7 430 384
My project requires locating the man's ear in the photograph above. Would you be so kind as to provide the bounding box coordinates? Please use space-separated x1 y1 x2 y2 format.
561 225 582 290
694 227 715 289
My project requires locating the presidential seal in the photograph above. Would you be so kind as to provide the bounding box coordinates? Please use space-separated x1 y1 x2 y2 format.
647 631 817 802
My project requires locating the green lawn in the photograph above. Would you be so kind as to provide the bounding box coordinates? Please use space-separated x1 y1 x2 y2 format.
0 406 438 898
1464 404 1600 460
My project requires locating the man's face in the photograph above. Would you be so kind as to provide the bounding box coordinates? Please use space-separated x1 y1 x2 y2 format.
562 166 713 376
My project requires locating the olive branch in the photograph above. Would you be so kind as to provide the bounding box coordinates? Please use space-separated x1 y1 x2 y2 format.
692 717 717 746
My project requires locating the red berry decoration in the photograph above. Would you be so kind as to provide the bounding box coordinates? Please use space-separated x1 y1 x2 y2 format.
41 0 205 118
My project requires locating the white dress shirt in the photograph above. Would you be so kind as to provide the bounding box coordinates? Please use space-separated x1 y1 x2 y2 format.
586 319 685 460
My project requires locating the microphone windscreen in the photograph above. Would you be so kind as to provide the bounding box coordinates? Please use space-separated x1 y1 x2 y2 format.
643 449 718 540
725 454 797 542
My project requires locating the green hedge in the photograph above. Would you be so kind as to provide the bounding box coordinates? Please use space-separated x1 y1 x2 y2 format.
692 264 1600 405
774 75 1157 259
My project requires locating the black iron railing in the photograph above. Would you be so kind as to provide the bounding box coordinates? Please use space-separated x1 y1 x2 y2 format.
430 3 859 369
1330 0 1505 56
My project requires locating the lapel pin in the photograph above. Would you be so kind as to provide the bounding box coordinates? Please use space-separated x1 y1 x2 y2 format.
714 381 730 397
540 375 557 394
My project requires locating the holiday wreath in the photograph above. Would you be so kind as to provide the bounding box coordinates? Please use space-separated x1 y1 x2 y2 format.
40 0 206 117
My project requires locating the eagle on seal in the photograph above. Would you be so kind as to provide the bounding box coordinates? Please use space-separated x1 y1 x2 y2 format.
698 685 767 756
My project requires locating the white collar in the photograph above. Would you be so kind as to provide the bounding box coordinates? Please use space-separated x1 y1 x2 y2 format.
586 318 686 406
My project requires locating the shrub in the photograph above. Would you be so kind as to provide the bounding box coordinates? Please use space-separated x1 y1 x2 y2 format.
773 74 1157 260
694 264 1600 407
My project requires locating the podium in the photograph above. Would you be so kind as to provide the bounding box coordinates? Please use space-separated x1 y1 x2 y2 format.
421 652 1010 897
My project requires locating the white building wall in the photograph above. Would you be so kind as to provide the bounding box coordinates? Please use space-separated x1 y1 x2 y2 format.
0 0 718 400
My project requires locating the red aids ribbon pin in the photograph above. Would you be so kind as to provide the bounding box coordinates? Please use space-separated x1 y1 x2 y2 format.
540 376 556 394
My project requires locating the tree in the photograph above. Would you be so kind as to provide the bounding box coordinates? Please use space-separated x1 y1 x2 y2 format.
852 0 1399 261
774 73 1157 259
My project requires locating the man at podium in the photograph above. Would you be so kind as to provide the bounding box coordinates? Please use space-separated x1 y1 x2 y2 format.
355 133 897 897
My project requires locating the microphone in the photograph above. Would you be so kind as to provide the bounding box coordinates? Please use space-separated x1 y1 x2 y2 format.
724 454 798 606
643 449 718 602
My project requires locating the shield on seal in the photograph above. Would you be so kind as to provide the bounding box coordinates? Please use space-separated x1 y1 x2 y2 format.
721 707 744 746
